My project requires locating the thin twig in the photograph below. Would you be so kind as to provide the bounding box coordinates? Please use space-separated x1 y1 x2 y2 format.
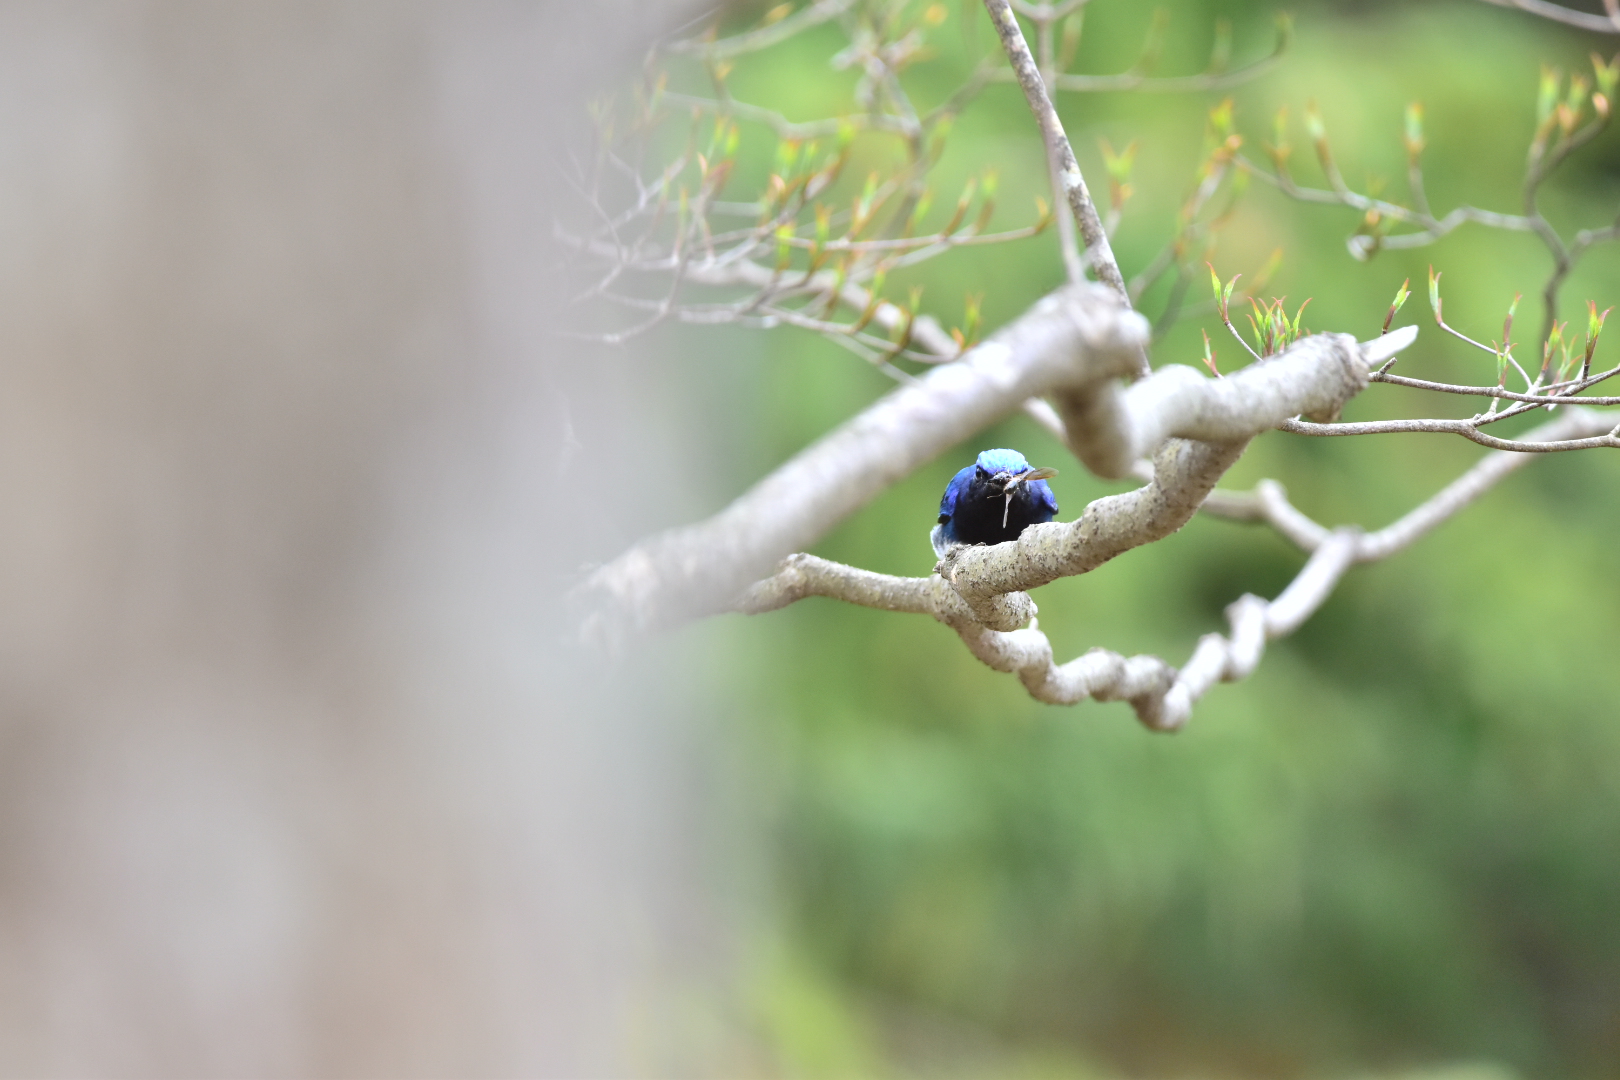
1477 0 1620 33
666 0 859 59
1370 366 1620 405
981 0 1130 308
661 91 906 140
1280 411 1619 452
1030 7 1085 282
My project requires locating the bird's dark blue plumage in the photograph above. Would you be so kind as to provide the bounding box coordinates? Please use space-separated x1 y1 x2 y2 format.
930 448 1058 558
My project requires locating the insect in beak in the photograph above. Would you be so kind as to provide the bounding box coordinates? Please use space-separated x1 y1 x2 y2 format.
995 466 1059 529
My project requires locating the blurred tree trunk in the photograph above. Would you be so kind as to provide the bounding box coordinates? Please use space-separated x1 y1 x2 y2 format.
0 2 713 1074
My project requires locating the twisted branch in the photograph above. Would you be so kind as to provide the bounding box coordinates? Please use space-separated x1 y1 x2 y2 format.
579 284 1148 638
579 286 1415 641
733 405 1609 728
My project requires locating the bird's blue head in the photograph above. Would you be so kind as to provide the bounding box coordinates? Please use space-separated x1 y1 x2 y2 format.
930 447 1058 558
973 448 1033 475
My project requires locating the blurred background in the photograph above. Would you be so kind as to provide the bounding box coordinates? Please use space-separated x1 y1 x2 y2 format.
0 1 729 1074
0 0 1616 1077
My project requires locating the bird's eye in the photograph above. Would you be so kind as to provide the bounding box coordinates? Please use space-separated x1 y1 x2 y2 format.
976 466 988 477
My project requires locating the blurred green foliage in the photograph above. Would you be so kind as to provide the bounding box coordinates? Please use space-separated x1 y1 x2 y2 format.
651 1 1620 1075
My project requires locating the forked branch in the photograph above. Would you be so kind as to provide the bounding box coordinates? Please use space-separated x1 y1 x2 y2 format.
736 405 1608 728
579 284 1148 639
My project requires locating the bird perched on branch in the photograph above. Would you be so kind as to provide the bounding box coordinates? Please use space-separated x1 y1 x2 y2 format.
931 448 1059 558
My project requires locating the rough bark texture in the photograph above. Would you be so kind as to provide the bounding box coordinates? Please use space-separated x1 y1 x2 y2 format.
1054 331 1375 478
582 283 1148 637
938 436 1248 625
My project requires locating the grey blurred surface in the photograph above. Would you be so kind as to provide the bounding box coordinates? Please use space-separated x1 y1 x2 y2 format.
0 2 713 1074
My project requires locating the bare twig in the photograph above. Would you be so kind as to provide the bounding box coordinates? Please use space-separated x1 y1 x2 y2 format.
661 91 908 140
731 520 1358 731
1238 154 1536 248
982 0 1130 309
666 0 859 59
1042 16 1290 92
680 255 1072 436
1478 0 1620 32
1369 366 1620 405
1028 5 1085 282
1241 60 1617 344
1280 412 1620 452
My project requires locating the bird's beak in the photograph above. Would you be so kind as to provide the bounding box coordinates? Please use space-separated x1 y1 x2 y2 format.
995 467 1057 529
997 466 1058 492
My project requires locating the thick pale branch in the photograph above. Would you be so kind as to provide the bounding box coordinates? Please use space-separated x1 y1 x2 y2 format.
725 529 1362 731
1264 530 1357 636
725 406 1609 729
1199 480 1330 551
735 552 1038 628
736 434 1251 631
579 284 1147 638
684 256 1072 439
585 301 1414 639
737 553 948 615
959 625 1178 716
940 436 1248 624
1056 328 1398 479
727 553 1177 717
1149 530 1358 728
